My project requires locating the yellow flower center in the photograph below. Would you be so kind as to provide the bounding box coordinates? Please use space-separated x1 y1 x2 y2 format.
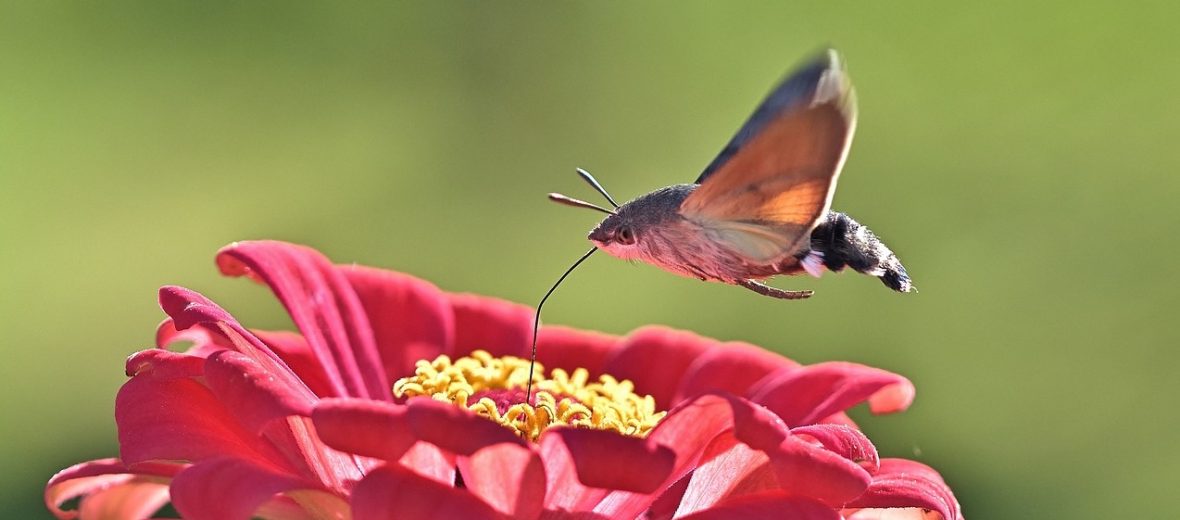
393 350 666 442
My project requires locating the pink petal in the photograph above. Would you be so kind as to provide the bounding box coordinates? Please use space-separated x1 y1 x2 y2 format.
313 397 524 471
595 393 871 518
77 477 172 520
202 350 316 432
537 433 608 511
341 265 455 381
352 465 505 520
845 508 946 520
457 443 545 520
769 433 872 507
254 329 336 398
311 398 417 462
448 292 533 359
157 286 319 404
159 285 247 332
535 325 621 377
673 341 798 404
125 348 206 380
403 397 529 455
674 442 771 516
791 424 880 473
844 459 963 520
592 394 788 518
657 400 870 508
255 494 335 520
155 317 232 357
170 457 323 520
258 415 369 493
645 473 692 520
116 376 293 472
216 241 391 401
45 459 181 520
819 412 860 429
545 427 674 493
867 380 917 415
399 442 456 485
601 326 716 407
678 494 840 520
750 362 916 426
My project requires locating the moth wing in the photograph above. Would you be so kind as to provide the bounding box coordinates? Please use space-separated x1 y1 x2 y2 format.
681 49 857 259
702 220 802 264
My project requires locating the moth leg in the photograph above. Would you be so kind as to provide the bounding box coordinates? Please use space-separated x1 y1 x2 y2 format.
738 280 814 300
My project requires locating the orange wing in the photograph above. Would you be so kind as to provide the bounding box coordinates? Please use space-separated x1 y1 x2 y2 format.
681 49 857 257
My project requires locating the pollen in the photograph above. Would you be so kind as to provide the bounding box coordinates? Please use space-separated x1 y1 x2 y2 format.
393 350 666 442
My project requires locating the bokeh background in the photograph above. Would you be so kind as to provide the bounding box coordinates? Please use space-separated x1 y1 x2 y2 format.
3 2 1177 518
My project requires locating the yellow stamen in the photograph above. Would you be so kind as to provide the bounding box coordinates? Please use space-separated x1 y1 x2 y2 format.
393 350 666 442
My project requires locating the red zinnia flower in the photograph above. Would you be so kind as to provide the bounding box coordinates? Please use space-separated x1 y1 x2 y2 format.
46 240 962 520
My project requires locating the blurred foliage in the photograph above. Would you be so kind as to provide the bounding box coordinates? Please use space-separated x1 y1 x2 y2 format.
2 2 1178 518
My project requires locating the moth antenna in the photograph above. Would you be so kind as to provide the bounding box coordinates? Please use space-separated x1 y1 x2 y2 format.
575 167 620 208
548 193 616 215
526 247 598 405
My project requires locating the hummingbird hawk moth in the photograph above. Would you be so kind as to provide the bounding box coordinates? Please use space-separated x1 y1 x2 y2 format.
548 49 914 300
525 49 915 401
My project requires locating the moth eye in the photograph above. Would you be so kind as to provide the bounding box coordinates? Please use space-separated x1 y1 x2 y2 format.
616 226 636 245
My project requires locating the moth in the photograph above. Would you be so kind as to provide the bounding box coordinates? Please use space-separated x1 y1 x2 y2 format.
549 49 914 300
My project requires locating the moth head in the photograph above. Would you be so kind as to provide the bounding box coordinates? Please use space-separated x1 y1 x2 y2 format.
589 214 640 258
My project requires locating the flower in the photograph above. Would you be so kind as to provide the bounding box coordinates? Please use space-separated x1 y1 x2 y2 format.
46 240 962 520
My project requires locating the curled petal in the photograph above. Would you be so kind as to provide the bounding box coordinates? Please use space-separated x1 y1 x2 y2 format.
216 241 391 401
679 494 840 520
45 459 181 520
602 326 716 407
674 341 798 404
844 459 963 520
125 349 205 380
341 265 455 381
155 317 231 357
170 457 323 520
770 433 872 507
156 286 318 404
352 465 505 520
750 362 916 426
448 292 533 359
791 424 880 473
159 285 242 332
457 443 545 520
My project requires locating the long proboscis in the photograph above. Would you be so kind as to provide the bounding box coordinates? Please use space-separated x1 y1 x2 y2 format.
526 247 599 404
548 193 616 215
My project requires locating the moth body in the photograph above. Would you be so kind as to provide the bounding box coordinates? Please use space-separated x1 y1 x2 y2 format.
556 49 915 300
590 184 912 292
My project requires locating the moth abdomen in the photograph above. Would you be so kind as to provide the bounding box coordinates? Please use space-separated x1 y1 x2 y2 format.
806 211 914 293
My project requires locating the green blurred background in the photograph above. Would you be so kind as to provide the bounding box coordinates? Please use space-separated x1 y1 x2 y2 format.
2 2 1176 518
